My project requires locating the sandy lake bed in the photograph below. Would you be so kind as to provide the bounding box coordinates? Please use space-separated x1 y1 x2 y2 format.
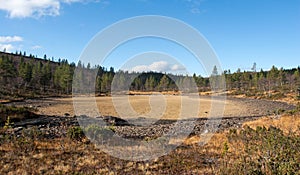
16 95 294 120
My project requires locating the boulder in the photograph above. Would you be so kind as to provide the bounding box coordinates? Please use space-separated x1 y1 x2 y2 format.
102 116 132 126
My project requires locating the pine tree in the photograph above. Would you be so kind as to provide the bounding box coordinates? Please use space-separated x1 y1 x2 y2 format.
101 73 112 92
210 65 220 91
31 62 42 87
114 71 126 91
278 67 285 89
182 75 193 92
293 69 300 89
73 67 84 94
18 59 32 88
60 64 73 94
258 69 266 91
96 76 102 93
0 56 17 86
252 72 259 89
40 61 52 92
159 75 169 91
145 75 156 91
267 65 279 92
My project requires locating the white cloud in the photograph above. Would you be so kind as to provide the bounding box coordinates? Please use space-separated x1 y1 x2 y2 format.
0 0 60 18
0 44 15 52
0 0 99 18
0 35 23 52
0 36 23 43
148 61 169 72
171 64 185 71
63 0 81 3
131 61 185 73
131 65 149 72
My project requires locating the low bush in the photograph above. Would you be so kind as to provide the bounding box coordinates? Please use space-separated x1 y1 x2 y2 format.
219 126 300 174
286 103 300 115
0 104 37 124
84 124 113 142
67 126 84 140
267 92 286 100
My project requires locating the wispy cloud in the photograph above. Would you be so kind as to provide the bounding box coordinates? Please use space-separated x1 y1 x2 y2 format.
184 0 206 14
0 0 100 18
0 35 23 52
130 61 185 73
63 0 101 4
0 36 23 42
32 45 43 50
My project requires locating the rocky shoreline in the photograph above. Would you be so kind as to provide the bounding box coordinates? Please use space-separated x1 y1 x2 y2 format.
2 96 295 140
3 114 264 140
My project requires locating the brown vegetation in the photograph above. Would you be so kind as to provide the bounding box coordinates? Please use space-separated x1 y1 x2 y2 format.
1 95 299 174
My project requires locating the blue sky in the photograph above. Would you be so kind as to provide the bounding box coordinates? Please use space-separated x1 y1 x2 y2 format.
0 0 299 76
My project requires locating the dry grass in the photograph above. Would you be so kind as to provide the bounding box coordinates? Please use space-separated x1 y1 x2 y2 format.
1 115 299 174
243 114 300 133
228 89 300 105
128 91 180 96
37 95 259 120
0 127 228 174
2 94 299 174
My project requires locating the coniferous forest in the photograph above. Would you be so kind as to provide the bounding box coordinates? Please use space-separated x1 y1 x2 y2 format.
0 51 299 99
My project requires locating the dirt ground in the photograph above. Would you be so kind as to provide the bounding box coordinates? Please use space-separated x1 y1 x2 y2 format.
23 95 294 120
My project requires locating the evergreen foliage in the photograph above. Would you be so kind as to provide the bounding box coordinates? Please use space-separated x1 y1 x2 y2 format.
0 51 300 99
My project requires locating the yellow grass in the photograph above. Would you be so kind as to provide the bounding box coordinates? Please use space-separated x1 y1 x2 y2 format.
37 95 252 120
243 114 300 133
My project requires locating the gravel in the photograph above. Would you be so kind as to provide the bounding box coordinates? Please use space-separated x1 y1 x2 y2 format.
5 114 262 140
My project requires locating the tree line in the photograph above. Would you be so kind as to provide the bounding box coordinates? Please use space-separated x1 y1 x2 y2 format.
223 65 300 97
0 51 299 98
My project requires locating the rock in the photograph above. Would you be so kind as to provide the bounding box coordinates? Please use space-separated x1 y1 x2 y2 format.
14 127 23 132
103 116 132 126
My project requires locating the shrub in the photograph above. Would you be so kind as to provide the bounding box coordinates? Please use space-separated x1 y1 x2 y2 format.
3 116 14 129
13 127 41 153
267 92 286 100
0 104 37 124
219 125 300 174
286 103 300 115
67 126 84 140
84 124 113 142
